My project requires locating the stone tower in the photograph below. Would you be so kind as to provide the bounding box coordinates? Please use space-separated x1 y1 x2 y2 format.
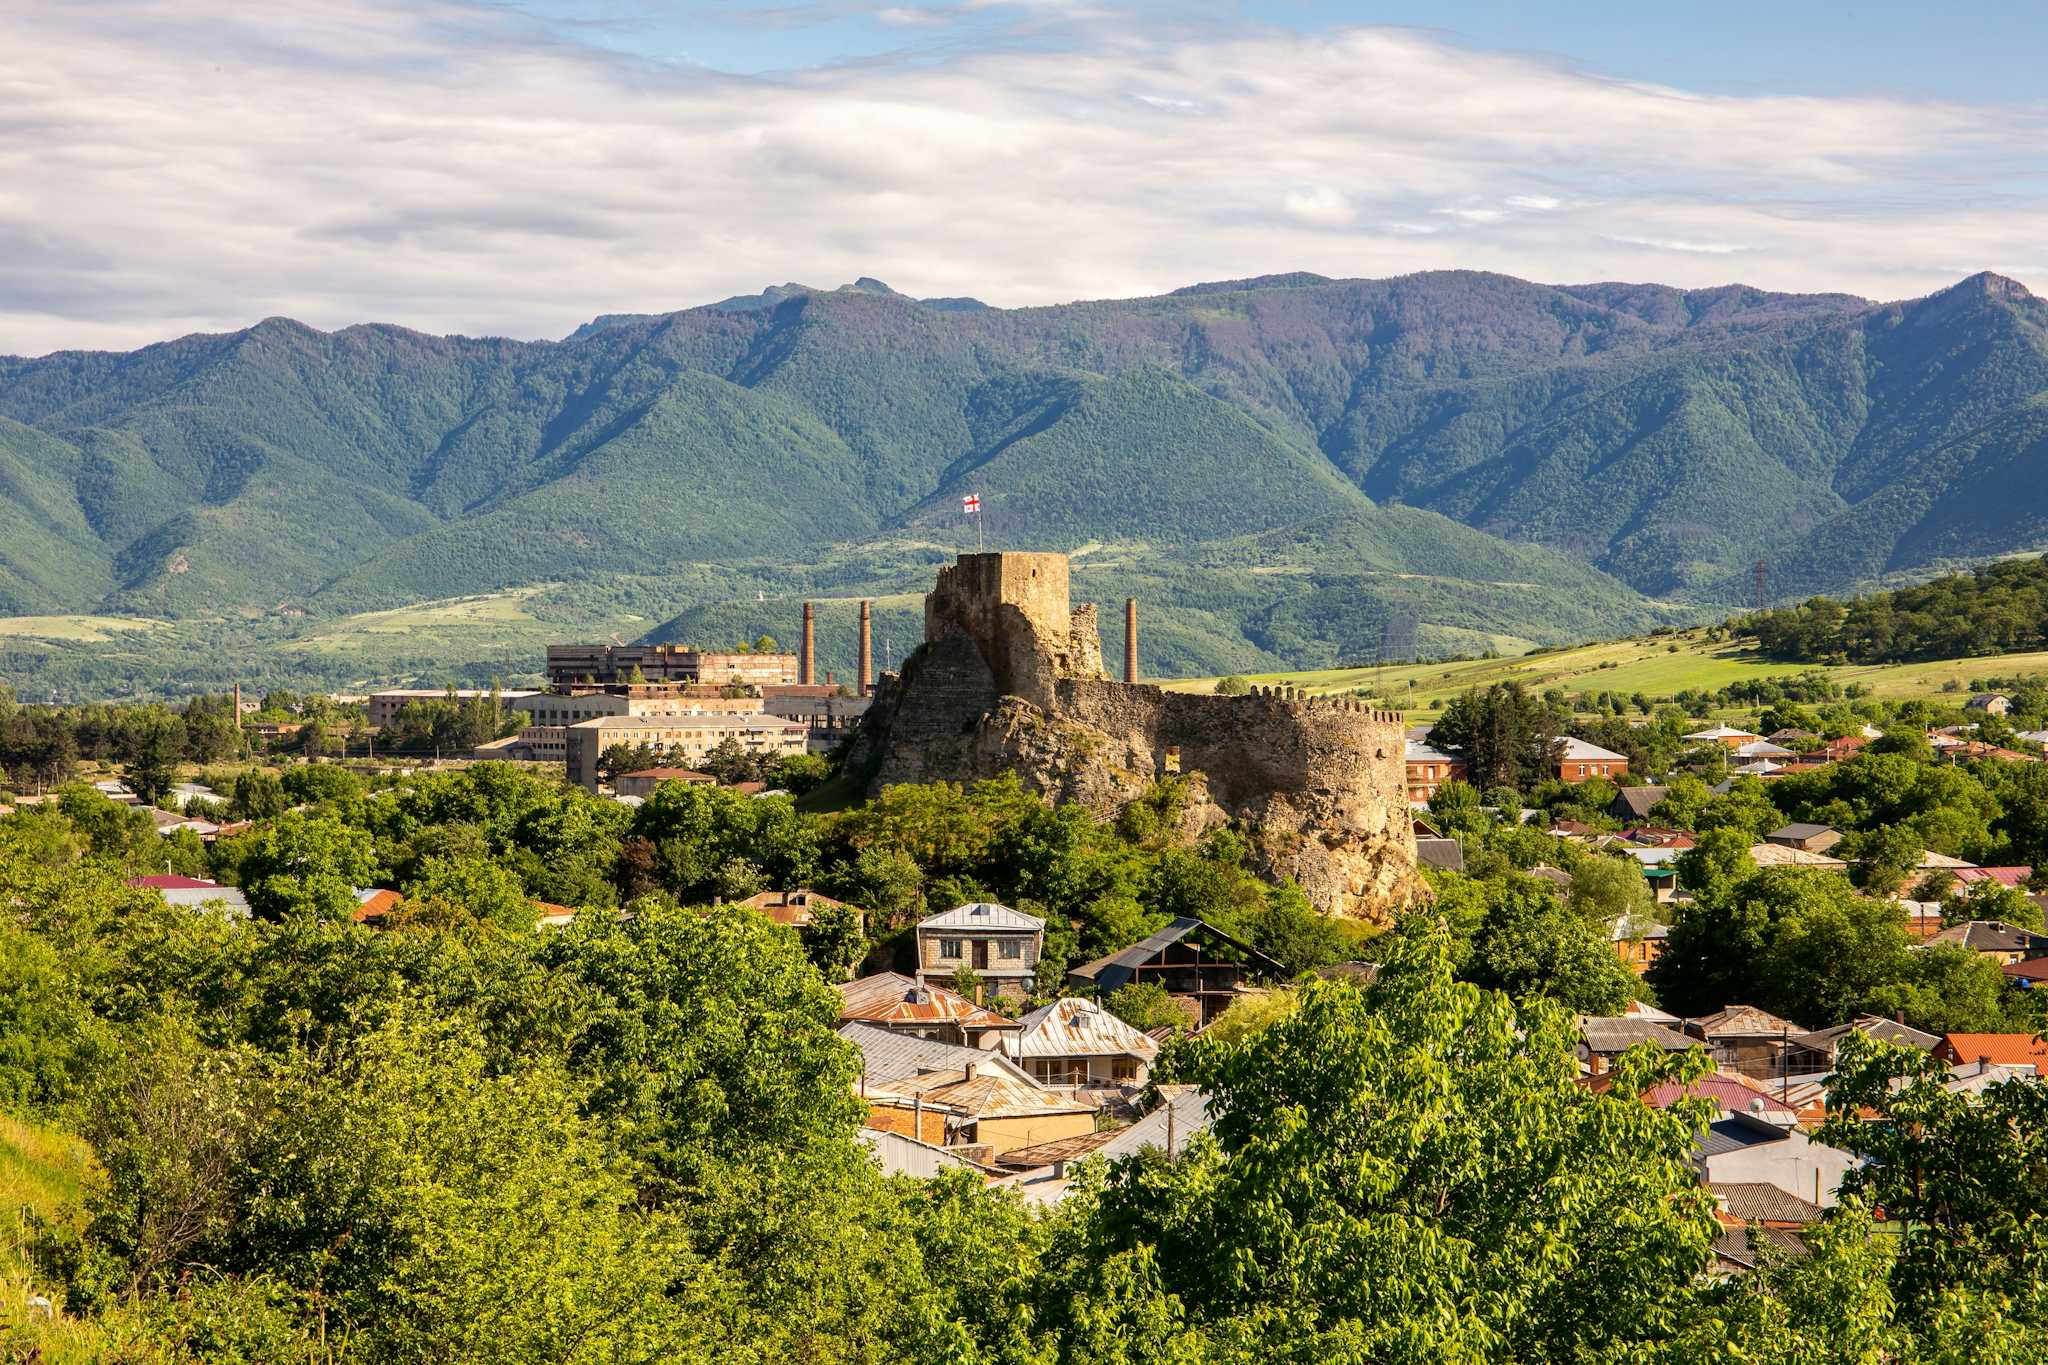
851 551 1424 920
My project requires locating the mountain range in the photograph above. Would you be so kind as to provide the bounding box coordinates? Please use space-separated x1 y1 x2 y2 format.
3 267 2046 692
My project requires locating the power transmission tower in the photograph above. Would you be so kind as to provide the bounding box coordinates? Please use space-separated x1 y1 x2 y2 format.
1752 560 1769 614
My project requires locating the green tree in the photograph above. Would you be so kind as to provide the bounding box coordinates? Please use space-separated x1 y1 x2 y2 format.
1568 853 1655 928
1244 881 1350 976
1212 675 1250 696
1104 981 1188 1035
402 854 537 931
1463 874 1637 1014
540 900 861 1198
1695 778 1783 842
1820 1031 2048 1327
1843 822 1921 893
231 768 288 820
124 714 182 807
798 900 867 981
1035 917 1719 1359
224 810 381 922
1430 682 1564 792
1674 826 1753 895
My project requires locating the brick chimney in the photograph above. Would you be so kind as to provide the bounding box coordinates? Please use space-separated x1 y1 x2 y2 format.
1123 598 1138 683
858 600 873 697
799 601 816 686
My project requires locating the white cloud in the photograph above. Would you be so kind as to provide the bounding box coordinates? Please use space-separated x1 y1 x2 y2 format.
1608 235 1746 256
1283 186 1352 227
0 2 2044 354
1435 207 1506 224
872 6 949 26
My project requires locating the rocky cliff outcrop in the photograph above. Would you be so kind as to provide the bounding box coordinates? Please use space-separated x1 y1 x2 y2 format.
849 552 1425 920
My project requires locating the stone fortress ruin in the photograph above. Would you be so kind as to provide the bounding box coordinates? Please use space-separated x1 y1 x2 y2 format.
848 552 1424 920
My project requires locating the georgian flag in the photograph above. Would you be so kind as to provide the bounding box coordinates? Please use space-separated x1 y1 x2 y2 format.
962 494 982 514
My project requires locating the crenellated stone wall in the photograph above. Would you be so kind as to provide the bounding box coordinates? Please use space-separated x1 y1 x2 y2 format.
852 552 1424 920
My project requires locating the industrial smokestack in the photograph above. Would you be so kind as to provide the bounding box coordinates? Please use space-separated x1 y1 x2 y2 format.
233 682 243 730
799 602 816 686
858 600 873 696
1123 598 1139 683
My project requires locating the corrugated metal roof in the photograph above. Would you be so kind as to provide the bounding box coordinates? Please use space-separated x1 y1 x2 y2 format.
1713 1182 1824 1224
1416 837 1464 872
1068 917 1284 990
1748 844 1848 869
1937 1032 2048 1068
856 1127 997 1178
838 1022 1034 1085
1560 737 1628 762
870 1069 1094 1119
1405 740 1462 763
1791 1016 1940 1055
1688 1004 1804 1038
837 973 1020 1029
1696 1114 1789 1158
1094 1087 1211 1162
1923 920 2047 953
1579 1017 1695 1053
991 1129 1122 1169
1712 1224 1809 1270
1009 997 1160 1061
918 901 1044 931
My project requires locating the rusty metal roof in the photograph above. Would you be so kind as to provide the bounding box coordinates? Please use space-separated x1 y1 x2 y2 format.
837 972 1020 1029
838 1022 1034 1086
869 1069 1093 1120
1009 996 1159 1061
991 1129 1122 1170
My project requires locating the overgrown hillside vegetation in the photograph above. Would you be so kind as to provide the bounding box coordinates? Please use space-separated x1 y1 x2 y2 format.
6 268 2048 693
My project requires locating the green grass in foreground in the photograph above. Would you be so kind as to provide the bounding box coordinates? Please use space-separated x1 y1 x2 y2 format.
0 1112 92 1281
1164 628 2048 719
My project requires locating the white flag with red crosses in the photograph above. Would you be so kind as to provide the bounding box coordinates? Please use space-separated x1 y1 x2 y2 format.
961 494 981 513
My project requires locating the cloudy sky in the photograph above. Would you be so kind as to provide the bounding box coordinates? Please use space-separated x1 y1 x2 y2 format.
4 0 2046 355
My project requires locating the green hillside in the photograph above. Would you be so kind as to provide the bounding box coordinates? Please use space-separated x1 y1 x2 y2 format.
6 268 2048 694
1166 623 2048 722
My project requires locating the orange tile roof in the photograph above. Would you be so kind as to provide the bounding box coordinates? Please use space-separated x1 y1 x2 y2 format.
352 889 402 923
1936 1033 2048 1068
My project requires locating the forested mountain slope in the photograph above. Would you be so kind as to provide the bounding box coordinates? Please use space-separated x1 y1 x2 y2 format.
3 268 2045 682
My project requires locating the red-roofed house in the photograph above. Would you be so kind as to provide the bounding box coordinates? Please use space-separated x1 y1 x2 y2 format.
738 888 857 929
1585 1070 1800 1126
1933 1033 2048 1074
1954 867 2034 889
352 889 402 924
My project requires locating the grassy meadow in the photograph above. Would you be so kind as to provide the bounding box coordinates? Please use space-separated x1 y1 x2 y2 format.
1162 626 2048 720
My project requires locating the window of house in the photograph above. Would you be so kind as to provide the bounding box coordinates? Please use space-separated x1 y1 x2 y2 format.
939 938 963 959
1112 1057 1139 1082
999 940 1022 960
